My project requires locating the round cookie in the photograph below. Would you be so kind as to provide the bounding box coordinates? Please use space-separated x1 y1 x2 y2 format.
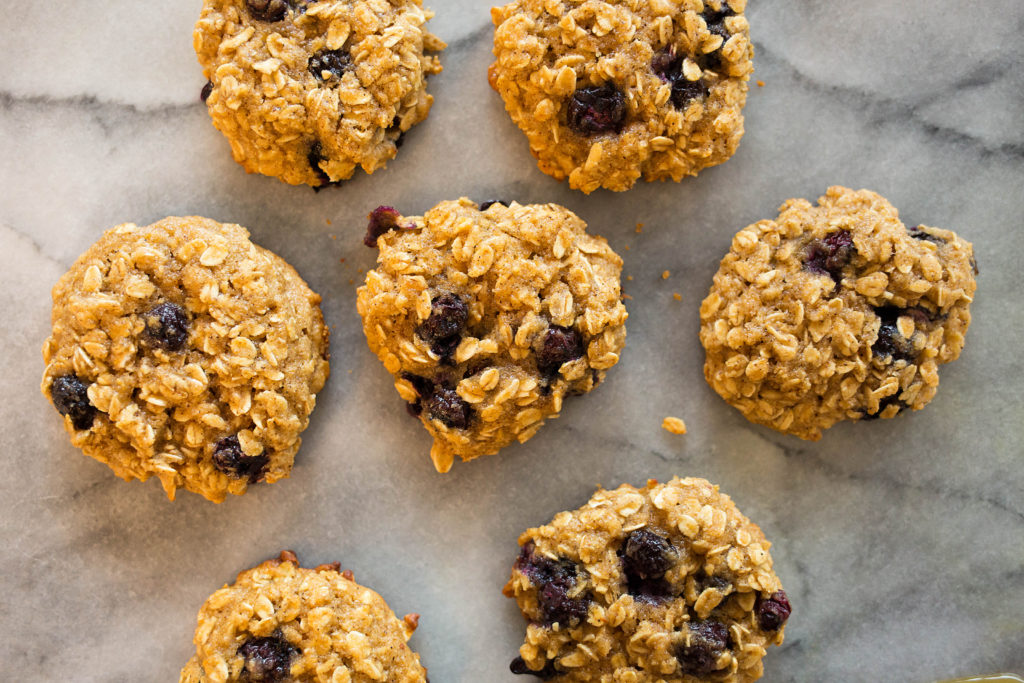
504 477 791 682
489 0 753 193
181 551 426 682
699 186 978 440
41 217 330 502
194 0 444 187
356 199 627 472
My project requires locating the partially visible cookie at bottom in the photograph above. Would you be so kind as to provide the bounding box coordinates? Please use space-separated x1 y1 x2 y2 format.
181 551 426 682
505 477 790 682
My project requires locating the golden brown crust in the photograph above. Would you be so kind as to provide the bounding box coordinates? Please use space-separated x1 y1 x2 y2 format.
41 217 330 502
700 187 977 439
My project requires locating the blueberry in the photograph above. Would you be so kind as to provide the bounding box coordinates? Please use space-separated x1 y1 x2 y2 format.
480 200 509 210
861 395 907 421
514 544 591 626
755 590 792 631
621 529 674 580
211 435 269 483
50 375 96 430
872 307 917 363
401 373 435 399
908 225 946 245
425 386 472 429
308 49 351 81
246 0 291 22
238 635 297 682
307 141 334 189
363 206 401 247
200 81 213 102
702 4 735 40
651 50 709 108
417 294 469 360
805 230 855 282
537 326 584 377
142 302 190 352
510 656 559 679
567 85 627 135
677 620 732 675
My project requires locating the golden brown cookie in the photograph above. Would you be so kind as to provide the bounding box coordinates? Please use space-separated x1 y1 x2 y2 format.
700 187 978 440
194 0 444 186
41 217 330 502
489 0 753 193
181 551 426 682
356 199 627 472
505 477 791 682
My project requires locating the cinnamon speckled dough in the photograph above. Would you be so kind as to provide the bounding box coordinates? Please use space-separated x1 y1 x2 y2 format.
489 0 752 193
356 199 627 472
181 551 426 682
41 217 330 502
505 477 791 682
194 0 444 186
700 187 977 440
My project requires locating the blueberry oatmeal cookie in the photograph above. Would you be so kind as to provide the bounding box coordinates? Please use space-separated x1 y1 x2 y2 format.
194 0 444 187
181 550 426 682
41 217 330 502
700 186 978 440
505 477 791 682
356 199 627 472
489 0 753 193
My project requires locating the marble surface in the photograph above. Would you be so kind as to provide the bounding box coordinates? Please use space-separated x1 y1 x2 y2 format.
1 1 1022 681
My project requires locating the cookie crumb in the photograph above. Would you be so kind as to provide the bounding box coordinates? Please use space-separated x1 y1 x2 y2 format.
635 223 644 233
662 270 670 280
673 293 682 301
757 80 766 87
627 275 633 281
662 416 687 435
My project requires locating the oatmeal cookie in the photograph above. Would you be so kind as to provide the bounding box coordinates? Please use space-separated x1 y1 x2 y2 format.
356 199 627 472
41 217 330 502
489 0 753 193
194 0 444 187
700 186 977 440
181 551 426 682
504 477 791 682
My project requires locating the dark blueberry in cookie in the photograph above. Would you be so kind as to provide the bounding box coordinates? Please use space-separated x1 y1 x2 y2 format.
651 51 709 108
677 620 732 675
861 394 907 421
364 206 402 247
537 326 584 377
621 529 675 580
425 385 472 429
702 4 735 40
142 302 190 351
510 656 559 679
238 634 297 682
246 0 291 22
200 81 213 102
908 225 946 245
872 307 917 363
805 229 855 282
514 544 591 626
567 85 627 135
50 375 96 431
755 590 792 631
308 49 352 81
480 200 509 210
306 140 333 188
401 373 435 399
417 293 468 359
212 435 269 483
405 400 423 417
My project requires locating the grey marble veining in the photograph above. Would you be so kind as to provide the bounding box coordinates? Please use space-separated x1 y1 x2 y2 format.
1 1 1022 681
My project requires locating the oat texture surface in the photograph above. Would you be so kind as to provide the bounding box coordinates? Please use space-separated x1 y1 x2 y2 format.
194 0 444 186
489 0 753 193
505 477 791 682
41 216 330 502
700 186 977 440
356 198 627 472
181 551 426 682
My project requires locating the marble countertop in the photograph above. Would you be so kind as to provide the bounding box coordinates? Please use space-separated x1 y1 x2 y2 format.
1 1 1022 681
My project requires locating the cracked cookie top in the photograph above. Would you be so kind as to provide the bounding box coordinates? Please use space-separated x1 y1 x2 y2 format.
700 186 977 440
42 217 330 502
489 0 753 193
356 198 627 472
181 551 425 682
194 0 444 186
504 477 789 682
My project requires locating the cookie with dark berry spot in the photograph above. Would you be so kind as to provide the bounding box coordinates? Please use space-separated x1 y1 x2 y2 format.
489 0 753 193
41 217 329 502
194 0 444 187
181 551 426 682
356 198 627 472
700 186 977 440
504 477 790 682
